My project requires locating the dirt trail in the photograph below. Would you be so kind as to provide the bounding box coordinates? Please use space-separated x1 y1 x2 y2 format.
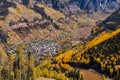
80 69 112 80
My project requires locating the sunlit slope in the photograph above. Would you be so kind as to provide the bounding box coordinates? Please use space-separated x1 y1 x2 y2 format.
84 28 120 52
54 24 120 79
3 3 42 25
0 3 64 45
0 2 79 45
0 2 42 45
55 27 120 63
37 4 65 21
55 9 120 63
36 4 78 30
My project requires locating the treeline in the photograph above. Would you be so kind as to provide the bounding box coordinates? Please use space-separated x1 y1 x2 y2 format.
54 31 120 80
35 59 83 80
0 45 83 80
0 46 35 80
71 33 120 79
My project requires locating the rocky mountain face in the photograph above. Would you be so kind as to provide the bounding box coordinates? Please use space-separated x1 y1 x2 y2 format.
37 0 120 14
5 0 120 14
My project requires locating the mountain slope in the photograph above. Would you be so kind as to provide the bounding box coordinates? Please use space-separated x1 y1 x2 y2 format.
92 8 120 36
55 28 120 62
0 1 82 46
1 0 119 46
54 9 120 79
54 30 120 80
0 1 42 44
99 8 120 30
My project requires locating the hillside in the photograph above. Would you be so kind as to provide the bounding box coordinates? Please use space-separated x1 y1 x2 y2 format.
0 1 75 45
93 8 120 35
1 1 120 80
54 9 120 79
0 1 98 47
55 28 120 62
99 8 120 30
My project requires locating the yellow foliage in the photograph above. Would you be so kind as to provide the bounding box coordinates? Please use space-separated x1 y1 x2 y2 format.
81 56 90 64
55 48 79 63
0 20 3 24
63 49 78 63
55 64 60 70
114 65 120 71
34 66 42 78
60 63 73 71
35 66 69 80
102 75 107 80
54 53 64 63
0 47 8 59
16 7 22 13
110 68 114 74
86 28 120 50
71 28 120 64
10 71 15 76
9 54 16 60
111 56 115 61
96 58 101 62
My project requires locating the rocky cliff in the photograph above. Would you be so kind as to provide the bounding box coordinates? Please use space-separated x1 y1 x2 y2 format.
37 0 120 14
5 0 120 14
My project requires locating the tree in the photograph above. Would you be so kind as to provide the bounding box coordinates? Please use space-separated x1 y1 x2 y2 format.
0 29 9 43
27 51 35 80
0 47 8 79
14 46 27 80
114 69 120 80
9 54 16 80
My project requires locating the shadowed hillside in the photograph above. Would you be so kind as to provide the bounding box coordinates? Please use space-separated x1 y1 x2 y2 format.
99 8 120 30
92 8 120 36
